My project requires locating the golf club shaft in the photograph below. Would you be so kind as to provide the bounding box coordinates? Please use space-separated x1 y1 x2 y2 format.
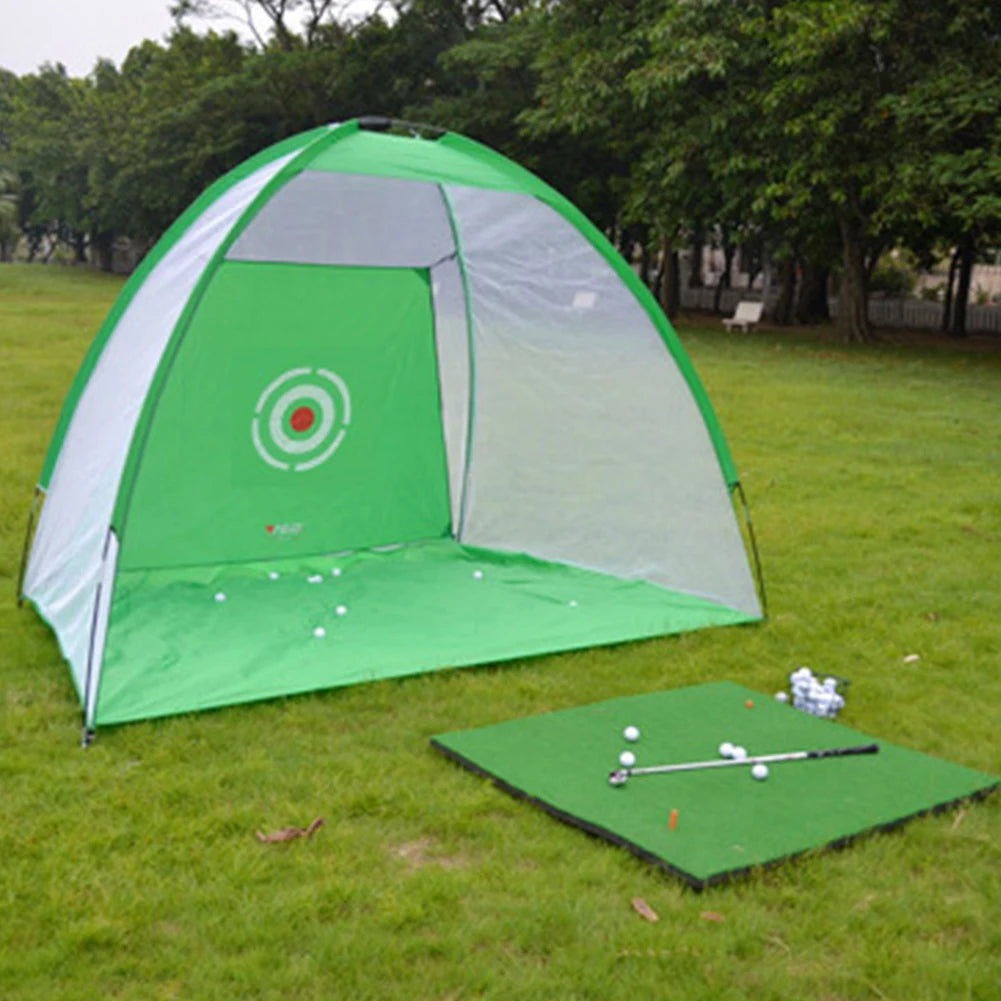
619 742 879 779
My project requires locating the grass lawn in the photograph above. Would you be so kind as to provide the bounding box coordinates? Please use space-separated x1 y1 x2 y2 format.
2 263 1000 1000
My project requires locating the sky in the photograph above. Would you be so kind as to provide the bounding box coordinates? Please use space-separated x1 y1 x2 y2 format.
0 0 382 78
0 0 182 77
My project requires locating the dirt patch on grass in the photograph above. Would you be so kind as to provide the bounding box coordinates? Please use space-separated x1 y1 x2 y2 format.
389 837 470 872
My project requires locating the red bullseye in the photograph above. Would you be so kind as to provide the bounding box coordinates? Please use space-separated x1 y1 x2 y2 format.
290 406 315 433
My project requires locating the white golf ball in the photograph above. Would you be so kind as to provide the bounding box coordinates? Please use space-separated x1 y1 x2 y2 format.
313 627 326 638
331 568 342 577
307 574 324 584
472 570 484 580
335 605 348 616
719 741 736 758
751 763 769 780
268 571 280 580
775 691 789 703
213 592 227 603
731 745 748 760
619 750 637 768
623 725 640 742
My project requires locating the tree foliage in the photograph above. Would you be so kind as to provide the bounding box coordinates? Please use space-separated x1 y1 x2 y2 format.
1 0 999 341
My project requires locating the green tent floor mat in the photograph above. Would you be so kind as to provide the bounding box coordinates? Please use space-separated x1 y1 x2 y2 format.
431 681 999 888
97 540 755 725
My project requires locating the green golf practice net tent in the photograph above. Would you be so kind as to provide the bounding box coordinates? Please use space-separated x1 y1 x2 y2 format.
20 118 763 735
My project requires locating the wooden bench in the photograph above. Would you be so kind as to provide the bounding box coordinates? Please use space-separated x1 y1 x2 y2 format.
722 300 764 332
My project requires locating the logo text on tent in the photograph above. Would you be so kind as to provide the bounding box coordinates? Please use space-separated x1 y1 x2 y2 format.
266 523 303 539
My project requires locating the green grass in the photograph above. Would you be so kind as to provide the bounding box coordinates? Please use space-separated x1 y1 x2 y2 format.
2 262 1000 1000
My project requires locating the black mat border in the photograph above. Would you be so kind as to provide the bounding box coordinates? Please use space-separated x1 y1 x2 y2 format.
430 737 999 890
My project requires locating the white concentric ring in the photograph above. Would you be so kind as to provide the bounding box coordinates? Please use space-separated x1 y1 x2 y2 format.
252 367 351 472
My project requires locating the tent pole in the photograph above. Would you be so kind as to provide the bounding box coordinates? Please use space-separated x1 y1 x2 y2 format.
80 528 119 740
735 481 768 618
16 486 42 607
438 185 478 541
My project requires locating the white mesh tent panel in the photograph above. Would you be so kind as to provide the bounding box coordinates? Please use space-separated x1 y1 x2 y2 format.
430 256 472 533
22 154 297 688
227 171 455 268
447 186 760 616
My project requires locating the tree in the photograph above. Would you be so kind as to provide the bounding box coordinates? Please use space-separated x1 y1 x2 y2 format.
527 0 1001 342
880 5 1001 336
99 30 264 242
171 0 354 50
6 64 94 261
520 1 660 276
0 167 18 259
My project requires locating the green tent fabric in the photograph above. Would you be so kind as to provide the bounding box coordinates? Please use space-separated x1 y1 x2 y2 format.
21 118 763 734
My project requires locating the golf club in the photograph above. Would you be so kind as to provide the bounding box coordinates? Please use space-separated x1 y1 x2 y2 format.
608 742 879 786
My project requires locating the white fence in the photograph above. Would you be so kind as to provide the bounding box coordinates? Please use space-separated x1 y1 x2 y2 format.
680 286 1001 334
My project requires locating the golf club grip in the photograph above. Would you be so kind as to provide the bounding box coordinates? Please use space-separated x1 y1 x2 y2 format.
806 743 879 759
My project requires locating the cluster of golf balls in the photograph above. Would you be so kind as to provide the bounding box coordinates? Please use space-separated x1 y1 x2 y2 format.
777 667 846 719
719 741 769 780
213 566 349 639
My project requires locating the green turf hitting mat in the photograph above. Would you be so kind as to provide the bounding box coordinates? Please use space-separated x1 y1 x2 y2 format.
431 681 998 888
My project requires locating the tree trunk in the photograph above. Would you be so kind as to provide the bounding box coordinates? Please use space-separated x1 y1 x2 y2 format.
633 238 649 287
950 234 976 337
760 245 774 312
91 231 115 273
795 261 831 324
688 233 704 287
712 240 734 314
772 257 796 325
73 230 88 264
836 214 871 342
657 235 680 319
941 248 959 333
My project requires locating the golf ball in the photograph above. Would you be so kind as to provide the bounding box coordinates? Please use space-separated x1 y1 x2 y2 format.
307 574 324 584
623 725 641 742
313 627 326 638
719 741 736 758
731 745 748 760
775 691 789 703
619 750 637 768
335 605 348 616
751 763 769 780
214 592 227 603
472 570 484 580
331 568 342 577
268 571 280 580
